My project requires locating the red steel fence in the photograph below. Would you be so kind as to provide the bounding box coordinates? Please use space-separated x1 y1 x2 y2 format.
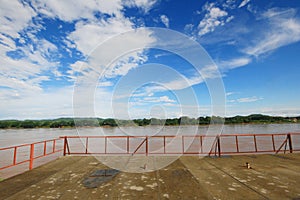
61 133 300 156
1 133 300 176
0 138 63 171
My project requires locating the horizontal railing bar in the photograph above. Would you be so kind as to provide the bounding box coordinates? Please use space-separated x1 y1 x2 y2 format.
0 138 62 151
59 132 300 139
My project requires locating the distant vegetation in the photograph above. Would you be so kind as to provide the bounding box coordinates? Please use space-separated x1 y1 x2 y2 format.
0 114 299 129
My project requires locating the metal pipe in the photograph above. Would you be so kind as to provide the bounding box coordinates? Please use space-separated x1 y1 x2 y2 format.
44 141 47 156
272 134 275 151
29 144 34 170
235 135 239 153
13 146 17 165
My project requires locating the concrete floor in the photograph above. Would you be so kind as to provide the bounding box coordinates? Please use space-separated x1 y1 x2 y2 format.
0 154 300 200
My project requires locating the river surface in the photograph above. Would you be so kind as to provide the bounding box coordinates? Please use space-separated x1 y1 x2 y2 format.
1 123 300 148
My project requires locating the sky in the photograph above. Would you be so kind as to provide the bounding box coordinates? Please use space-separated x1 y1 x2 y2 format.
1 0 300 120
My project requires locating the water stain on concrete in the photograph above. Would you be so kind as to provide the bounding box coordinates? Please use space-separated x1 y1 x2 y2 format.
82 169 119 188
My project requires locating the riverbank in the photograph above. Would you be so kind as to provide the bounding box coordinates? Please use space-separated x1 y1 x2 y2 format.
0 114 299 129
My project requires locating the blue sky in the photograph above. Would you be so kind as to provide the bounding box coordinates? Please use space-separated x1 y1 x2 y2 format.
0 0 300 119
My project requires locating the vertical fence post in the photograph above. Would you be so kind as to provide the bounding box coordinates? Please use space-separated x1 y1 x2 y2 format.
217 136 221 157
85 137 88 154
287 133 293 153
13 147 17 165
52 139 56 153
63 137 67 156
127 136 130 154
182 136 185 154
254 135 258 152
163 136 166 154
200 136 203 154
105 137 107 154
29 144 34 170
235 135 239 153
272 134 275 151
146 136 148 156
44 141 47 155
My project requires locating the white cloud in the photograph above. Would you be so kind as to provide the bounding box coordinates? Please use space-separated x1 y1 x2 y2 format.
229 96 263 103
0 39 60 94
0 0 160 119
226 92 235 96
259 107 300 117
31 0 123 22
68 28 156 84
0 86 74 119
123 0 158 13
160 15 169 28
0 1 36 38
107 52 148 77
244 8 300 56
0 1 66 99
143 96 176 103
198 3 234 36
218 57 252 70
238 0 250 8
68 17 134 56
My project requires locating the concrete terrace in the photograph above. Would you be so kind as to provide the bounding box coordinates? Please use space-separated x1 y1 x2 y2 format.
0 154 300 200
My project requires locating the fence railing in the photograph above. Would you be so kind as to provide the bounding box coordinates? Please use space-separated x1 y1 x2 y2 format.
60 133 300 156
0 138 63 171
208 133 300 157
1 133 299 176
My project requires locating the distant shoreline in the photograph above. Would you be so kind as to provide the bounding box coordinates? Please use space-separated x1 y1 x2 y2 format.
0 114 299 129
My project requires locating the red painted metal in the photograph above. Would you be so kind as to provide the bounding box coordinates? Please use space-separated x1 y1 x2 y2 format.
272 134 275 151
63 137 68 156
53 139 56 153
132 137 147 155
43 141 47 156
163 136 166 154
105 137 107 154
146 136 148 156
127 136 129 154
0 138 63 171
13 146 17 165
199 136 203 154
288 133 293 153
254 135 258 152
235 135 239 153
58 133 300 156
1 133 300 174
182 135 185 153
217 136 221 157
85 137 88 154
29 144 34 170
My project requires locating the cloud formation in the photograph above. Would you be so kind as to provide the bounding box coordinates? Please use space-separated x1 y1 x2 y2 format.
244 8 300 57
160 15 170 28
238 0 250 8
198 3 234 36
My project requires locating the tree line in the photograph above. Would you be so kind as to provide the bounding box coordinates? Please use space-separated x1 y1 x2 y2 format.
0 114 299 129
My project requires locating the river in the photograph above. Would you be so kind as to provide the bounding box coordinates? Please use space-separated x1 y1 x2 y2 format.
1 123 300 148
